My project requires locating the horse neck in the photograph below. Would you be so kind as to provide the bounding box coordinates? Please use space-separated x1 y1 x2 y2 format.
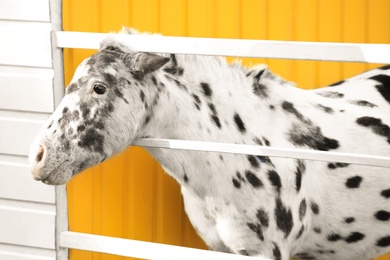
135 56 307 197
142 55 301 142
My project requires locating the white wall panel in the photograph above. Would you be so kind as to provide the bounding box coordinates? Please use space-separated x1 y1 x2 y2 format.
0 118 45 156
0 243 55 260
0 0 50 22
0 206 55 249
0 163 55 204
0 21 52 68
0 66 54 112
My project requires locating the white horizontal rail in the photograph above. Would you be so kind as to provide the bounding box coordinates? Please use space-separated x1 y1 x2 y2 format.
134 139 390 168
60 231 262 260
55 31 390 63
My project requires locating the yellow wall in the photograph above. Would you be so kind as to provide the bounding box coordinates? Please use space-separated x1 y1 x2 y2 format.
63 1 390 259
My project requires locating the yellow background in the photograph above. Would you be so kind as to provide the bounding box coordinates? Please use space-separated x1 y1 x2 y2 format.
63 0 390 259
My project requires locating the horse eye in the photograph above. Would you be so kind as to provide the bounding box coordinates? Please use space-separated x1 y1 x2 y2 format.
93 83 107 95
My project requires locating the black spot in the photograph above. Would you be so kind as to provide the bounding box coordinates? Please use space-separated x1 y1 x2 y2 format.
144 115 151 126
232 172 245 188
379 65 390 70
275 198 293 238
313 227 322 234
208 103 221 128
233 113 246 133
253 82 268 99
77 124 86 132
381 189 390 199
95 122 104 130
316 104 334 114
356 117 390 144
317 249 336 255
268 170 282 193
245 170 263 188
164 54 184 76
253 137 263 145
328 162 349 169
377 236 390 247
183 173 189 183
256 209 269 227
103 72 117 85
272 242 282 260
62 107 69 114
47 121 53 129
299 199 307 221
349 100 377 108
345 232 365 243
346 176 363 188
270 105 275 110
310 202 320 215
200 82 212 97
238 250 249 256
140 90 145 103
371 74 390 87
80 102 90 119
192 94 201 110
329 80 345 87
232 178 241 188
317 91 344 98
66 82 78 94
114 88 128 103
78 128 104 154
344 217 355 224
375 210 390 221
247 222 264 241
219 155 224 161
294 252 315 259
263 137 271 146
295 160 305 192
372 75 390 104
296 225 305 239
102 103 114 115
247 155 260 168
327 233 342 242
283 101 339 151
257 155 273 165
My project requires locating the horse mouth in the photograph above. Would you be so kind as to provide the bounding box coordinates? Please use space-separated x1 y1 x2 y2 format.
39 160 71 185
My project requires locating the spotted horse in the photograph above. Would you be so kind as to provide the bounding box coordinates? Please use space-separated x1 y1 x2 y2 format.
29 28 390 260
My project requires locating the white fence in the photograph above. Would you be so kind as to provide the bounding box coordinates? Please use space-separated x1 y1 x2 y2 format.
54 30 390 260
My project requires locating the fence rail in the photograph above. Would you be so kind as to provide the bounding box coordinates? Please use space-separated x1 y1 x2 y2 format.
55 31 390 63
55 31 390 260
60 232 259 260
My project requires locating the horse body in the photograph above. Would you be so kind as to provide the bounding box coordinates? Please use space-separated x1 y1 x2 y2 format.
29 29 390 260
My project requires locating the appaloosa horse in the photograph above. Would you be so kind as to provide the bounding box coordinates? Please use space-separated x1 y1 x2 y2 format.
29 28 390 260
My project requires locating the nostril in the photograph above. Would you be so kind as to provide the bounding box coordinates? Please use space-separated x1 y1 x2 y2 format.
36 145 45 163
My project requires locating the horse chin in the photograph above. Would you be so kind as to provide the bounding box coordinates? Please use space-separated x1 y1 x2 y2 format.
40 168 73 186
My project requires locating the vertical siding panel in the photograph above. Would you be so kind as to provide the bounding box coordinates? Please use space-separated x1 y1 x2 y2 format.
318 0 342 87
267 0 294 81
130 0 159 32
187 0 214 37
241 0 268 67
342 0 368 79
215 0 240 39
293 0 318 89
367 0 390 70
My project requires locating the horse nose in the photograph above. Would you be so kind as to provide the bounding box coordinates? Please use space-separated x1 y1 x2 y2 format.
36 145 45 163
31 144 48 181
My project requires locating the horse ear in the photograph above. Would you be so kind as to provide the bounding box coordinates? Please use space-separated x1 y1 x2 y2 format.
124 52 170 75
